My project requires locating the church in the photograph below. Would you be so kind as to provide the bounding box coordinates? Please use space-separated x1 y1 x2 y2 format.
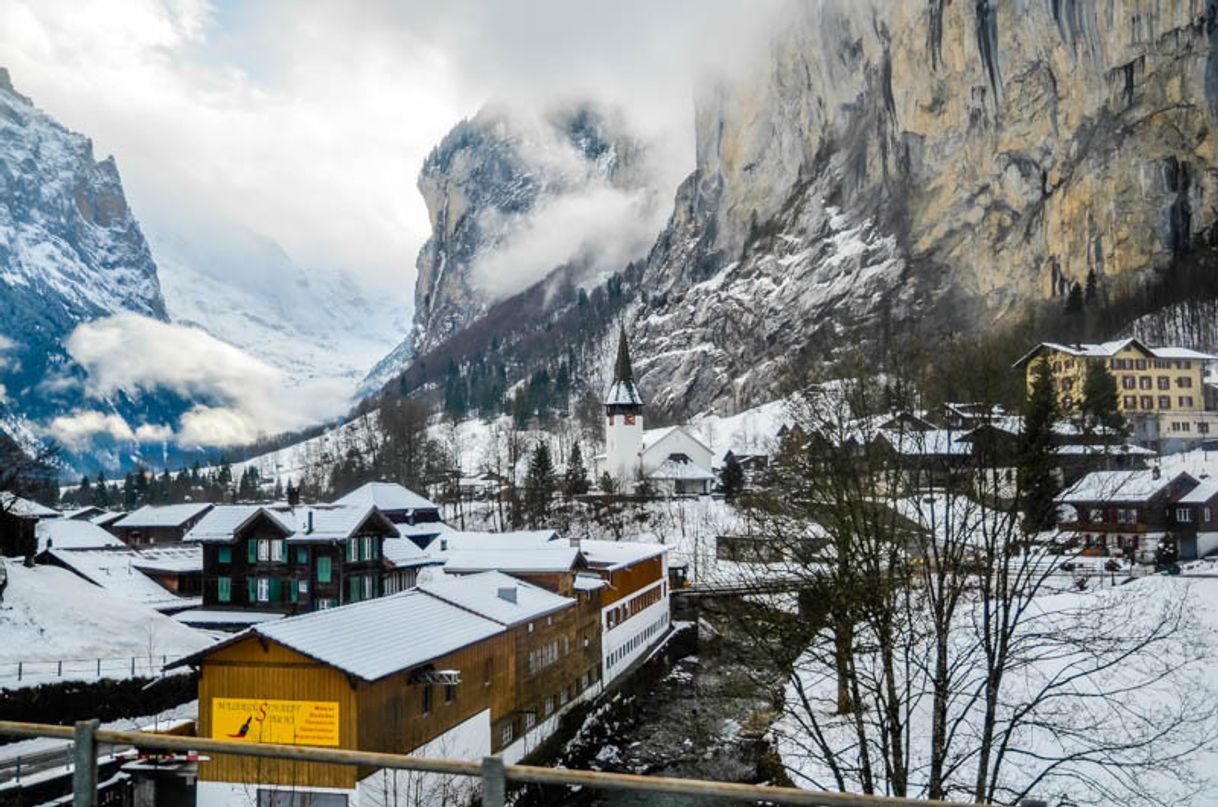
591 327 716 496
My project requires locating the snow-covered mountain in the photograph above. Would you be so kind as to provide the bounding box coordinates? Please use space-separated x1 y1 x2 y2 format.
149 224 405 386
364 103 661 392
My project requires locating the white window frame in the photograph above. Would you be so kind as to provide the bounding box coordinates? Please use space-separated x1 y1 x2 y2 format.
1177 508 1193 523
270 539 284 562
256 577 270 602
257 539 270 562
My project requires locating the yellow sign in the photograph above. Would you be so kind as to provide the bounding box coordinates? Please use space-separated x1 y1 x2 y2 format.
212 698 340 747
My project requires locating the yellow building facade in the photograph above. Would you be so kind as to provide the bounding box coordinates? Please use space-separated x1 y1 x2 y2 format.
1017 339 1217 449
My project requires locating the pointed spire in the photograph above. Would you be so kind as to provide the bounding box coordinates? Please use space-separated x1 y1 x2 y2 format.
613 323 634 384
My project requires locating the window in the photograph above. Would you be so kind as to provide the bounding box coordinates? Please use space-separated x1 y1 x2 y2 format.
525 712 537 730
316 598 336 610
1207 508 1213 523
1116 509 1128 524
444 683 456 705
1140 377 1152 389
422 685 432 715
1172 421 1192 433
256 577 270 602
1177 508 1193 523
270 539 284 562
347 539 358 562
218 546 232 563
1159 396 1172 410
527 622 534 633
317 556 332 583
1178 376 1194 388
363 575 375 600
1089 508 1103 522
1157 376 1170 390
217 576 232 602
1141 395 1154 409
544 696 554 717
296 546 308 564
1122 376 1136 389
1135 359 1147 370
1153 359 1170 369
1124 395 1137 409
559 688 569 706
1199 422 1211 434
1127 508 1138 523
501 723 514 745
257 539 270 562
1180 396 1195 408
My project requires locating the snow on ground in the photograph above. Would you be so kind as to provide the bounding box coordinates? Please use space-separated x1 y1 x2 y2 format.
1158 445 1218 479
0 700 197 765
773 574 1218 806
0 564 214 688
687 399 793 464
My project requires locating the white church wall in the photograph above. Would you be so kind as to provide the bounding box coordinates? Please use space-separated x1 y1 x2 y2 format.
641 428 714 475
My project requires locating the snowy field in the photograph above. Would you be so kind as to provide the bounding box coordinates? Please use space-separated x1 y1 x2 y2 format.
0 564 214 688
773 574 1218 806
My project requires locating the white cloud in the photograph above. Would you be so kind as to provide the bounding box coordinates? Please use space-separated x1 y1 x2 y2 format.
473 185 661 300
0 0 786 303
48 411 135 448
64 314 351 448
134 422 175 443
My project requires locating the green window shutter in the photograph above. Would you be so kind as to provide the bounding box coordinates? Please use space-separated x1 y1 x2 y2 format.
268 577 281 602
247 540 258 563
317 556 331 583
218 546 231 564
247 577 257 602
217 577 231 603
296 547 308 564
290 578 298 603
348 576 359 603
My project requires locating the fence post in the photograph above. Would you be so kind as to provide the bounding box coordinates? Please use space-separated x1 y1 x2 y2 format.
481 756 505 807
58 660 62 677
16 661 20 681
97 659 101 676
72 719 99 807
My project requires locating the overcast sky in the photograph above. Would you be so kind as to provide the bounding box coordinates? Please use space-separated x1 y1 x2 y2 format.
0 0 784 297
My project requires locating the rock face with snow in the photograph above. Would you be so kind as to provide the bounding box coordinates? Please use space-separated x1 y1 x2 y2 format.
0 67 168 423
388 104 652 364
629 0 1218 414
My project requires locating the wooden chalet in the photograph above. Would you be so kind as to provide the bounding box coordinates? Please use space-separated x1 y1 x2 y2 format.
109 503 214 546
1055 469 1198 559
0 493 57 557
335 481 442 526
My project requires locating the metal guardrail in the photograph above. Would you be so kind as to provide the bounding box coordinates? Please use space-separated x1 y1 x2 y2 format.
0 654 171 683
0 719 1009 807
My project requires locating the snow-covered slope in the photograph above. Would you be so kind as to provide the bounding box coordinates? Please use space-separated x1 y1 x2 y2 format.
150 224 405 386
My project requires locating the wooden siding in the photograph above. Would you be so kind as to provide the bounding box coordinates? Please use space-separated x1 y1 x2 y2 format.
600 556 662 606
197 636 358 789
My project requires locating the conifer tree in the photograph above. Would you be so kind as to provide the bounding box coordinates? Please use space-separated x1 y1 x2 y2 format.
721 453 746 503
1019 358 1060 532
524 442 555 526
1081 360 1125 436
563 443 590 498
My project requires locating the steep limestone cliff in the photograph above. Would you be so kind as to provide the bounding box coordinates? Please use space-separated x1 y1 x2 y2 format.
632 0 1218 415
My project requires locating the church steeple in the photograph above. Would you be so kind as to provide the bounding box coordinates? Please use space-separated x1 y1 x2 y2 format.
605 324 643 413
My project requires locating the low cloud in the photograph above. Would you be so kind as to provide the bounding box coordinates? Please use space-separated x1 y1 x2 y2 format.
472 185 662 300
48 411 136 448
63 314 352 448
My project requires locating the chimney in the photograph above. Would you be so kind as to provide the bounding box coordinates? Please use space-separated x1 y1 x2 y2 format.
569 533 581 549
497 586 517 604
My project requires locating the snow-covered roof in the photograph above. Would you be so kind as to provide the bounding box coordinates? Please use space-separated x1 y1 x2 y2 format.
44 547 198 612
1055 470 1195 504
36 519 124 553
606 379 643 407
129 546 203 574
420 571 573 626
1014 338 1217 366
397 522 445 541
112 503 213 530
286 505 397 544
91 511 126 528
1179 480 1218 505
173 609 285 627
641 425 713 455
443 547 581 573
878 429 972 456
0 493 58 519
577 539 667 571
382 537 440 569
62 506 106 521
647 457 716 481
173 590 505 682
335 481 439 513
184 505 291 543
574 573 608 591
426 529 556 559
1053 443 1156 456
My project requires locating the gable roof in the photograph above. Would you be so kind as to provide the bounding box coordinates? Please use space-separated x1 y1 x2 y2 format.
420 571 573 626
647 457 716 481
36 519 125 553
576 539 667 571
335 482 439 513
62 506 107 521
171 590 504 682
382 536 441 569
112 503 213 530
43 546 199 611
642 425 713 456
443 547 581 574
1014 338 1217 367
0 493 59 519
185 505 292 543
1055 470 1196 504
286 505 398 544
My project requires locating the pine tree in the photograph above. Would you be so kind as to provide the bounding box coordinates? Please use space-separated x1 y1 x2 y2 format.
563 443 590 498
1065 281 1084 313
1019 359 1060 533
721 453 746 503
1084 268 1099 304
524 443 555 526
1080 360 1126 436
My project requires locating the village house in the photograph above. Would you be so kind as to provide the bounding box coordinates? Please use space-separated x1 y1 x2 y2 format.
0 492 58 557
108 502 214 546
335 480 442 526
171 566 618 807
1162 477 1218 561
182 503 398 629
1054 468 1199 561
1015 339 1218 452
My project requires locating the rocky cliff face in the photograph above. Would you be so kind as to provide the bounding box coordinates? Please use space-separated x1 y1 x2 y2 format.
399 104 653 362
631 0 1218 415
0 68 167 413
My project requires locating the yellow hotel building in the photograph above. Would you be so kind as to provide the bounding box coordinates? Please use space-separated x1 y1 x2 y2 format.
1015 338 1218 452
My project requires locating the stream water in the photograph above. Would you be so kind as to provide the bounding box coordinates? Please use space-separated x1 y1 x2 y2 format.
516 603 790 806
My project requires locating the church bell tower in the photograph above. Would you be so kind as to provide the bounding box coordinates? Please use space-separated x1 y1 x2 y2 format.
604 324 644 489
